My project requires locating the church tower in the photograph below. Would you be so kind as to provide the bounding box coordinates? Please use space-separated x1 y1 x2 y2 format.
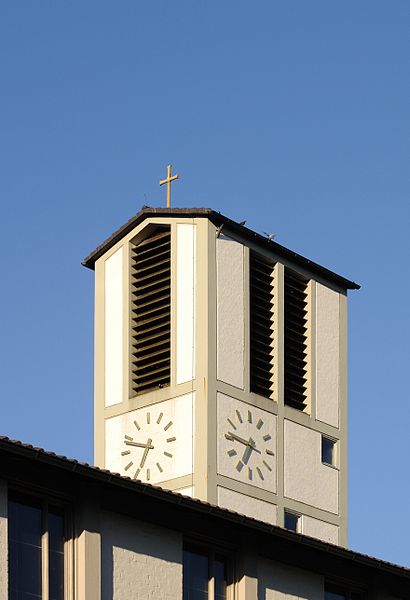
83 205 359 548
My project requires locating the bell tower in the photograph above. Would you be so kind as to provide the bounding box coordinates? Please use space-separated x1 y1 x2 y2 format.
83 206 359 547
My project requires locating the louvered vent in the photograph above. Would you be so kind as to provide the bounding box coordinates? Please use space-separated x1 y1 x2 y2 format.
284 268 309 411
130 228 171 395
250 252 275 399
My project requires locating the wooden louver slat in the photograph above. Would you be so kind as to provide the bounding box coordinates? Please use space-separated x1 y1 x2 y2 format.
284 268 308 411
250 252 275 399
130 229 171 394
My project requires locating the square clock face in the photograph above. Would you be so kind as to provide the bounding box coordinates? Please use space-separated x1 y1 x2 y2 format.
105 393 194 485
217 393 277 493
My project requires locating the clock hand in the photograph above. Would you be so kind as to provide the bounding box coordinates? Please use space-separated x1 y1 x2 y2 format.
139 438 153 469
124 440 155 450
226 432 251 446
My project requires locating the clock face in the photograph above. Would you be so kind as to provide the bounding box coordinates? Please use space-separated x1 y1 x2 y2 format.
120 409 177 482
217 394 277 492
105 393 194 485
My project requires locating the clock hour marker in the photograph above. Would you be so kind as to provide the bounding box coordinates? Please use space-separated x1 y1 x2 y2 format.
236 410 243 423
263 434 271 442
146 468 150 481
263 460 272 471
256 419 264 430
146 412 150 424
266 449 275 456
248 467 253 480
227 449 237 457
236 461 244 472
166 437 176 443
156 462 163 473
157 412 164 424
164 421 173 431
121 450 131 456
134 420 140 431
227 418 237 431
124 461 133 471
124 435 133 441
248 410 252 424
164 451 173 458
257 467 264 481
133 468 141 479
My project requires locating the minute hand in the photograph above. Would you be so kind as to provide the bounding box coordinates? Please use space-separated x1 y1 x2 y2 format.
125 440 154 449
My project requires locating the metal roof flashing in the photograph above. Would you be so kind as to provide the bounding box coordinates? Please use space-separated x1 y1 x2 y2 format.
81 207 360 291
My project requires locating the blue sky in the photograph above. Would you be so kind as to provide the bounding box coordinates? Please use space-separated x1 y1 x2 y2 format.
0 1 409 566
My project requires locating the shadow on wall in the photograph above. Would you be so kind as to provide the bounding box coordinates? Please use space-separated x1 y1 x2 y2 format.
100 509 183 600
257 558 323 600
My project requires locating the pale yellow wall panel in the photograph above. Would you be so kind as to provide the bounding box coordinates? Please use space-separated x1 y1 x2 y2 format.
284 420 338 514
258 558 323 600
302 514 338 545
104 247 124 407
218 486 276 525
176 224 196 384
216 236 244 389
316 283 339 427
101 511 182 600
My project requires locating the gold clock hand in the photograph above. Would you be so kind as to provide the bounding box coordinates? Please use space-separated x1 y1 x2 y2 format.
226 432 251 446
125 440 154 449
139 438 153 468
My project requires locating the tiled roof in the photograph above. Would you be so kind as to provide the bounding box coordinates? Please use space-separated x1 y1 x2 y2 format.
0 435 408 581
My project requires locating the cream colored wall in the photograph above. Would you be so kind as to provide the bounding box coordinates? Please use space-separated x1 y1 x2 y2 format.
258 558 323 600
216 235 244 389
302 515 338 545
315 283 339 427
176 223 196 385
104 247 124 407
0 480 7 600
218 486 276 525
284 420 338 514
101 510 182 600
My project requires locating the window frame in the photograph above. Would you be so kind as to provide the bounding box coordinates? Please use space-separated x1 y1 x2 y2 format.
8 489 73 600
324 582 366 600
183 542 234 600
284 510 301 533
321 435 338 468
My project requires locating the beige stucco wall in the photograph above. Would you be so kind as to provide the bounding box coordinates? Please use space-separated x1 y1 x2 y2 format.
0 480 7 599
216 235 244 389
104 247 124 407
258 557 323 600
176 223 196 384
302 515 338 545
101 510 182 600
315 283 339 427
284 420 338 514
218 486 277 525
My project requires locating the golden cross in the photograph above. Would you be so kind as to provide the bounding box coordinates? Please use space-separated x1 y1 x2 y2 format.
160 164 179 208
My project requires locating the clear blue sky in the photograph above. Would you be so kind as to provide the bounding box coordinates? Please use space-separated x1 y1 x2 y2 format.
0 1 408 567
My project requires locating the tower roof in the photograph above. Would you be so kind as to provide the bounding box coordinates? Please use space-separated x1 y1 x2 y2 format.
82 207 360 290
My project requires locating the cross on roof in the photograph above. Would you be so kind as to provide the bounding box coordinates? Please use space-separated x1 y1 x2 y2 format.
159 164 179 208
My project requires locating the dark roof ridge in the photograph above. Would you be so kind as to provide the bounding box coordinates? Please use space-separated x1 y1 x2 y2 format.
0 435 408 580
81 207 360 290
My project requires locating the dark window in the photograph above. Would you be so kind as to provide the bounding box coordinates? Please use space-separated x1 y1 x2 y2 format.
325 584 364 600
130 227 171 395
284 510 300 532
284 268 309 411
8 494 65 600
183 546 227 600
249 252 275 399
322 436 336 466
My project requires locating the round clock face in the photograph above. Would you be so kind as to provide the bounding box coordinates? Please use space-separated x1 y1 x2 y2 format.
217 394 277 491
120 409 177 482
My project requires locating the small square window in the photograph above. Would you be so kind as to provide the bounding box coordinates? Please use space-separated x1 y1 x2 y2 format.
284 511 300 532
322 436 336 466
